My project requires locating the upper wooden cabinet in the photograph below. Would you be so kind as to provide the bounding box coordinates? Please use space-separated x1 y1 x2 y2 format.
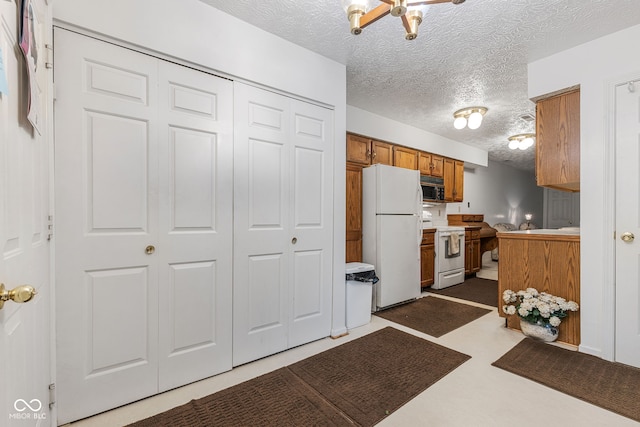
443 158 464 202
372 140 393 165
418 152 444 177
535 89 580 192
393 146 418 170
346 133 393 166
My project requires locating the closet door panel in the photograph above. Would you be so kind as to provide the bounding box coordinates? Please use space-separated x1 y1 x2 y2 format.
158 61 233 390
289 100 333 347
233 83 289 366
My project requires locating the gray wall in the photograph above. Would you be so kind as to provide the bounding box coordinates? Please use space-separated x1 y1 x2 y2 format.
432 160 544 228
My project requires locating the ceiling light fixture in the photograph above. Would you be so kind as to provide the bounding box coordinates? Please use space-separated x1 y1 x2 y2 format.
341 0 467 41
508 133 535 150
452 106 487 130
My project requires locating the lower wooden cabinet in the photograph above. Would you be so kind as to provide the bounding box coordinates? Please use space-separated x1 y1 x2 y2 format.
346 162 363 262
421 229 435 287
464 227 481 275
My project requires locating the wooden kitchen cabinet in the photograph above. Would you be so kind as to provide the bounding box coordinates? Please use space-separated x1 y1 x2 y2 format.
536 89 580 192
464 227 481 275
346 133 393 166
443 158 464 202
346 162 363 262
421 229 435 287
418 152 444 177
497 230 580 346
393 146 418 170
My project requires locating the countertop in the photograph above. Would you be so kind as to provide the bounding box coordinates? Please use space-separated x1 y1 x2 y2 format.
497 228 580 241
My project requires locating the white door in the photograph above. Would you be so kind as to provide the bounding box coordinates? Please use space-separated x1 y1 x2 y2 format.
615 79 640 368
0 0 52 425
54 29 232 423
543 188 580 229
233 83 333 366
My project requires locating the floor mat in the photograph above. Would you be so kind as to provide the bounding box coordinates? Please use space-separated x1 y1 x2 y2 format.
374 296 491 337
288 327 471 426
492 337 640 423
428 277 498 307
127 327 471 427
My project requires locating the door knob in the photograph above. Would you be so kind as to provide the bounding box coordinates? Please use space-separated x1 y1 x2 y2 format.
621 232 635 242
0 283 37 309
291 237 297 244
145 245 156 254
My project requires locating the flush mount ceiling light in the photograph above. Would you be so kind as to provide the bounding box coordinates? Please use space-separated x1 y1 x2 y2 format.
508 133 536 150
342 0 467 41
452 106 487 130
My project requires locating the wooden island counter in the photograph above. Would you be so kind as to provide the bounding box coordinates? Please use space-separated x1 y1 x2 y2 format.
497 229 580 346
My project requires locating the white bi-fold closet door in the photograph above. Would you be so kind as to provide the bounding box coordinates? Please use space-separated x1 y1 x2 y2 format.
232 83 334 366
54 29 335 423
54 29 233 424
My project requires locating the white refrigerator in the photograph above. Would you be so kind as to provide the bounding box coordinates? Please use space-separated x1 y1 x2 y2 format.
362 164 422 311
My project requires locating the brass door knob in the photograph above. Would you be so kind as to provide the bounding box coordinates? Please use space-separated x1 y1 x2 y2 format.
145 245 156 254
0 283 37 309
621 232 635 243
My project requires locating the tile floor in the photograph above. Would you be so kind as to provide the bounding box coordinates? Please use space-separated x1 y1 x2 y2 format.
65 292 638 427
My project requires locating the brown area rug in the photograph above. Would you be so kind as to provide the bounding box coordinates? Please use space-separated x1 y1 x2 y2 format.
492 338 640 423
127 327 470 427
127 367 351 427
289 327 470 426
375 296 491 337
428 277 498 307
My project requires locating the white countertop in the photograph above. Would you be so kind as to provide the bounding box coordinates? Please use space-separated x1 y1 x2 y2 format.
499 228 580 236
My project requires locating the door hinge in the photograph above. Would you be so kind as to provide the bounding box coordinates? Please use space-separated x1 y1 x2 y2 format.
45 44 53 69
48 383 56 409
47 215 53 241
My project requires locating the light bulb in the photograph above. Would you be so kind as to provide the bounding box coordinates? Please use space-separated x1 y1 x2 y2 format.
508 140 519 150
518 141 527 150
522 137 534 149
453 116 467 129
467 111 483 129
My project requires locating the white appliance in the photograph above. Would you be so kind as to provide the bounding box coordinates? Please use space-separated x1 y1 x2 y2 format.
362 164 422 311
432 226 466 289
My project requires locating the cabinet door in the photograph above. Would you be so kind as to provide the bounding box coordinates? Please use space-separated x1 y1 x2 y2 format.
431 154 444 178
346 133 372 165
472 239 481 272
536 90 580 191
346 163 363 262
372 140 393 165
393 146 418 169
454 160 464 202
418 152 432 175
443 158 454 202
464 231 472 274
421 244 435 287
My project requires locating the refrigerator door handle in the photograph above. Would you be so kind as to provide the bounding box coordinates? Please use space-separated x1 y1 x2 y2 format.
416 215 422 245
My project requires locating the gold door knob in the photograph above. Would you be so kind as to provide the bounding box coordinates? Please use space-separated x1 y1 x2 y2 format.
145 245 156 254
621 232 635 242
0 283 37 309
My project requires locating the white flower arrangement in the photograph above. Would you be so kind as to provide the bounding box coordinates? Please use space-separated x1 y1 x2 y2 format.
502 287 579 327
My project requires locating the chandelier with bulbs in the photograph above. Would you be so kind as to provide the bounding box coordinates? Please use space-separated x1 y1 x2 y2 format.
342 0 467 41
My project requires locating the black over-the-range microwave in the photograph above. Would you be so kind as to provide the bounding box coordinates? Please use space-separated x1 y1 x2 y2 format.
420 175 445 202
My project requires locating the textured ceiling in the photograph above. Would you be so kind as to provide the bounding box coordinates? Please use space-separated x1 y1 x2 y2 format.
199 0 640 171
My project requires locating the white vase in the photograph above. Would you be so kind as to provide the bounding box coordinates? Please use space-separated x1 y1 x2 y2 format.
519 318 559 342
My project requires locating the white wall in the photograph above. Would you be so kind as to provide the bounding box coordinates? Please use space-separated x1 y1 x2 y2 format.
347 105 488 167
53 0 349 336
529 23 640 359
441 161 543 228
